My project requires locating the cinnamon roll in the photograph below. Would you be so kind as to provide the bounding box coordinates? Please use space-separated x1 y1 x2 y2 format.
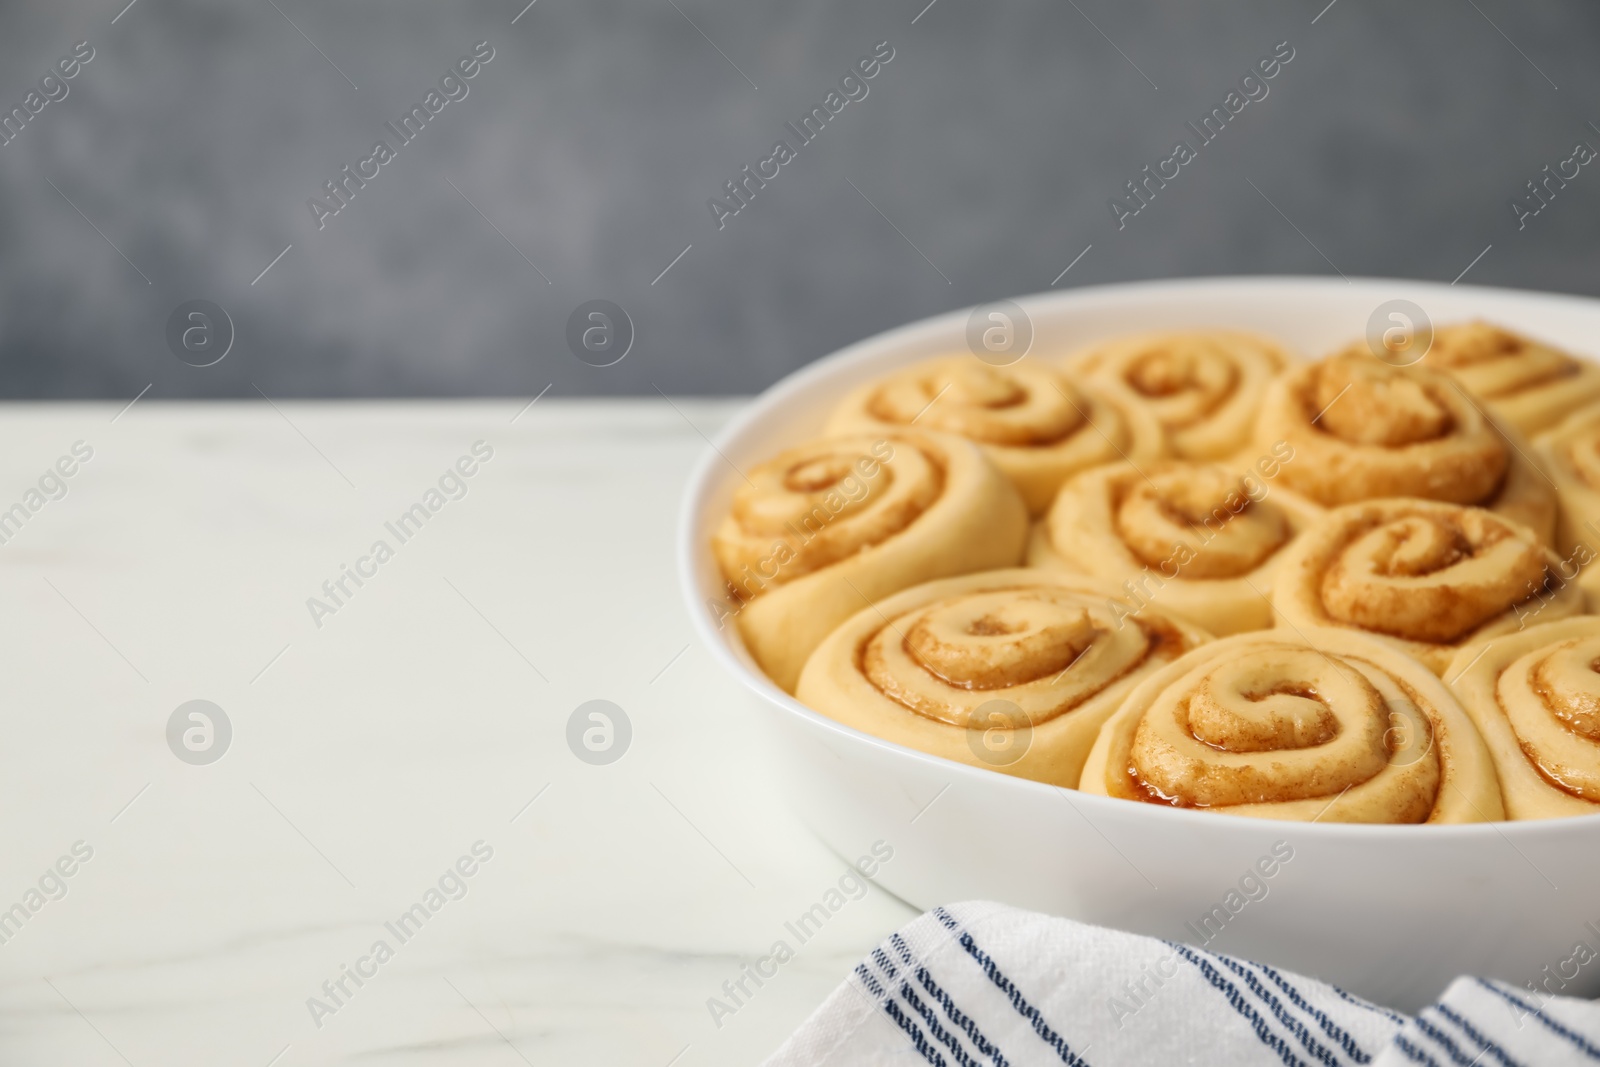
1066 330 1292 460
1425 321 1600 436
1256 351 1556 543
1534 402 1600 601
1029 458 1324 635
1445 617 1600 820
825 356 1162 515
1080 629 1503 822
1274 499 1584 674
795 569 1209 787
712 431 1028 692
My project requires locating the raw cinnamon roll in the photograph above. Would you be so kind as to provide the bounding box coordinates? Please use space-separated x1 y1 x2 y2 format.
1256 351 1556 543
1080 628 1503 822
1029 458 1324 635
712 431 1028 692
1446 617 1600 820
795 569 1209 787
1066 330 1292 460
825 356 1162 515
1534 402 1600 600
1274 499 1584 674
1425 321 1600 436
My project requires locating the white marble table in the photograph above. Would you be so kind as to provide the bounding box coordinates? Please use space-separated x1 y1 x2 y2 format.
0 399 916 1066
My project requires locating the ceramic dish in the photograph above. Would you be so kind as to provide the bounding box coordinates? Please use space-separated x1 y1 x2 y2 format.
678 276 1600 1011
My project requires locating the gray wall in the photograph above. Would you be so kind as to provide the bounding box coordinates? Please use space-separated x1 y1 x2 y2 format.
0 0 1595 399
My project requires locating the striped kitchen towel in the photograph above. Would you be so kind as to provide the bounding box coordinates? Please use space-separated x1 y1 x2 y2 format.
766 901 1600 1066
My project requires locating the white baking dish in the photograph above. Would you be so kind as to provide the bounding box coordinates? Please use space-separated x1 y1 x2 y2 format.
678 276 1600 1012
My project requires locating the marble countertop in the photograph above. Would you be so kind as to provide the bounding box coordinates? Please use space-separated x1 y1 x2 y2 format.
0 398 916 1066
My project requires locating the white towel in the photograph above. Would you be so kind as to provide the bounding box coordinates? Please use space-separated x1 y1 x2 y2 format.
767 901 1600 1067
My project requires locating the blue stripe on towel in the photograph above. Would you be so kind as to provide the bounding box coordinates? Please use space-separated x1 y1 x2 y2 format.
872 944 986 1067
1253 963 1375 1064
1431 1003 1524 1067
882 996 951 1067
888 932 1011 1067
1333 986 1407 1026
1474 980 1600 1060
932 908 1093 1066
1169 943 1311 1067
898 975 987 1067
1392 1034 1442 1065
1412 1013 1481 1066
856 961 885 999
1212 955 1342 1066
858 957 948 1066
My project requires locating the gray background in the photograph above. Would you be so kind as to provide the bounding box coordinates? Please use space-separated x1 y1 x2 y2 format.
0 0 1594 399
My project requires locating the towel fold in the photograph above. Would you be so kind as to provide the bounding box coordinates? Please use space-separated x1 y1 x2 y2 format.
767 901 1600 1066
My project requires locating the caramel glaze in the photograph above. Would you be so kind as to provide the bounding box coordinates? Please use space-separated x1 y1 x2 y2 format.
1519 739 1586 800
1125 766 1189 807
1121 658 1438 818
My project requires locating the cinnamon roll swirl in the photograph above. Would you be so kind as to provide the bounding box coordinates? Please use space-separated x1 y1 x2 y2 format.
1446 617 1600 820
1066 330 1292 460
1080 629 1503 822
1534 402 1600 600
1029 459 1324 635
1256 351 1556 543
795 569 1209 787
1274 499 1584 674
1425 321 1600 436
712 431 1028 692
826 356 1162 515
